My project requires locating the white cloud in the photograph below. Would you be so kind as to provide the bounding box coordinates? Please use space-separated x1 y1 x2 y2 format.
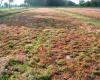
2 0 24 5
71 0 90 4
71 0 79 4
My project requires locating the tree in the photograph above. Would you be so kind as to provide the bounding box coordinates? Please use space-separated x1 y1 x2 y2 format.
8 0 14 8
47 0 66 6
4 2 9 8
24 0 47 7
79 0 85 6
24 0 75 7
83 0 100 7
65 0 76 6
0 0 3 7
24 0 98 7
91 0 100 7
84 1 92 7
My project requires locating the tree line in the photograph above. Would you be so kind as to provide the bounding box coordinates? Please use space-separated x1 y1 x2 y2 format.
0 0 100 8
24 0 76 7
24 0 100 7
79 0 100 7
0 0 14 8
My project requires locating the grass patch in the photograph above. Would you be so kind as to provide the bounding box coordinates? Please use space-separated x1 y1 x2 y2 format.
68 12 100 26
8 59 22 66
59 9 100 27
25 36 43 54
0 32 4 35
2 59 33 80
0 8 16 12
0 8 27 19
7 41 14 49
32 69 51 80
0 74 9 80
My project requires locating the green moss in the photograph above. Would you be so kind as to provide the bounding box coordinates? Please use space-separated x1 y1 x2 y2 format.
91 69 100 76
38 75 51 80
3 59 33 80
58 66 68 73
77 52 90 61
37 62 46 68
75 71 83 80
0 32 4 35
92 46 100 53
13 64 31 73
27 75 36 80
25 44 33 53
8 41 14 49
8 59 21 66
70 53 79 58
43 18 50 23
9 75 16 80
82 62 90 68
28 56 40 65
25 35 44 54
88 70 97 80
32 69 51 80
56 59 65 66
0 74 9 80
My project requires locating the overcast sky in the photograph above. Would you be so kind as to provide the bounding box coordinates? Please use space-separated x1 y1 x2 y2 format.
72 0 90 4
2 0 24 5
2 0 90 5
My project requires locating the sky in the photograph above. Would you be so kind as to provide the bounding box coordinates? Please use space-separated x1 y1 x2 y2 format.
2 0 24 5
71 0 89 4
2 0 89 5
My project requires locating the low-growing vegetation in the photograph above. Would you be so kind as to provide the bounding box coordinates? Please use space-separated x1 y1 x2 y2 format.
0 8 100 80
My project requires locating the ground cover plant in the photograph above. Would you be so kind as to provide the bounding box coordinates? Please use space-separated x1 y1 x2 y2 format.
64 8 100 19
0 8 100 80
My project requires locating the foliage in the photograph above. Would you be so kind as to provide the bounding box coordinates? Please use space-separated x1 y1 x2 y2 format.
8 0 14 8
79 0 100 7
24 0 76 7
0 0 3 7
0 8 100 80
79 0 85 6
